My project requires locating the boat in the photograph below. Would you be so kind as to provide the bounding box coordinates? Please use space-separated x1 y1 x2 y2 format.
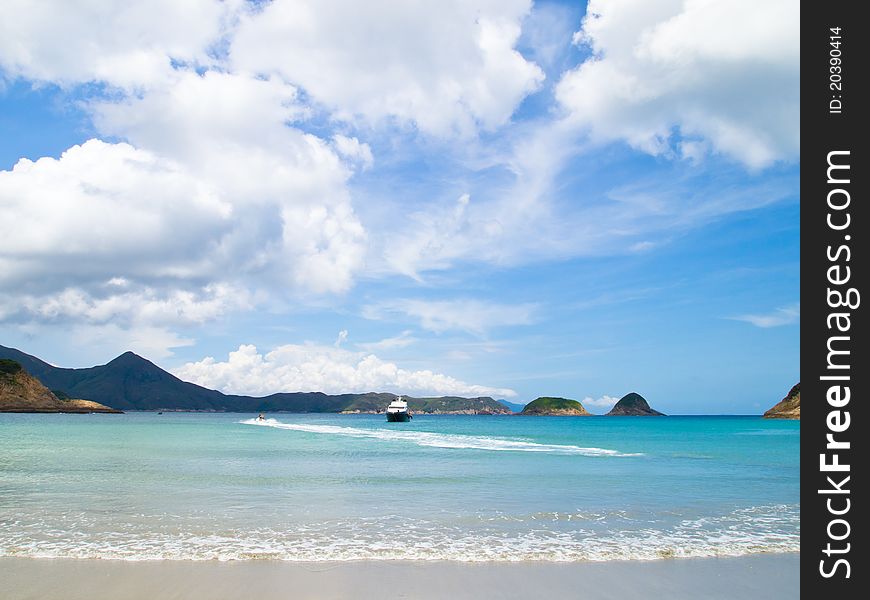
386 396 412 422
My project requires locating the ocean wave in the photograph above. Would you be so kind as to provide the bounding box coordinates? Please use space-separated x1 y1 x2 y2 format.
0 504 799 563
239 419 641 457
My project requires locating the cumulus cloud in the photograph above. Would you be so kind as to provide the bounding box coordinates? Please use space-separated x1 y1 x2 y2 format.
173 343 517 397
3 1 543 140
1 70 368 329
0 0 800 362
556 0 799 168
230 0 544 136
365 298 537 335
0 0 232 89
0 282 251 328
0 140 231 289
2 8 375 344
0 137 364 293
91 70 368 295
729 303 800 328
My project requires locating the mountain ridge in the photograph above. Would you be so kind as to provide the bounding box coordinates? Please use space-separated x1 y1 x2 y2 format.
0 345 510 414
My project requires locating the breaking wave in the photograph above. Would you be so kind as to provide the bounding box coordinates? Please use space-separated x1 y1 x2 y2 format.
0 504 799 562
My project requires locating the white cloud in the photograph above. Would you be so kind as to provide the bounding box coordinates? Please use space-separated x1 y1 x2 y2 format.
332 135 374 171
382 194 479 278
378 154 795 278
356 330 417 352
363 0 799 277
378 181 577 279
0 140 232 287
1 283 251 328
556 0 799 168
1 68 369 313
334 329 349 347
365 299 537 335
0 0 800 361
230 0 544 136
729 303 800 328
91 70 368 295
0 0 233 89
0 10 368 363
0 279 252 361
173 343 517 397
3 1 542 139
582 395 621 411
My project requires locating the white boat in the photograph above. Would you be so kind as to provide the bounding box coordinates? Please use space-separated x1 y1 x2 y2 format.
386 396 411 422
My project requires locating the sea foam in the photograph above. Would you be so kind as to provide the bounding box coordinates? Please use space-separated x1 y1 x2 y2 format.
0 504 799 563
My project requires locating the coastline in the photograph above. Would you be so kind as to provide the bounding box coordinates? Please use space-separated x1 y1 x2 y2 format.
0 554 798 600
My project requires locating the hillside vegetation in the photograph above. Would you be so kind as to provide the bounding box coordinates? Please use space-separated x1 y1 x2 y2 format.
1 359 122 413
521 397 591 416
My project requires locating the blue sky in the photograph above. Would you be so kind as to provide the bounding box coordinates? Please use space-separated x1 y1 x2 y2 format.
0 0 799 413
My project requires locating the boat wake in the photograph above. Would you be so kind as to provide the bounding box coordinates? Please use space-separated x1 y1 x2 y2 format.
239 418 641 457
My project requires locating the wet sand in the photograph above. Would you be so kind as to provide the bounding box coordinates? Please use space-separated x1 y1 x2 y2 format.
0 554 798 599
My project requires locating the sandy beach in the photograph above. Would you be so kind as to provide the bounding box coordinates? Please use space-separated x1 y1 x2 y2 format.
0 554 798 600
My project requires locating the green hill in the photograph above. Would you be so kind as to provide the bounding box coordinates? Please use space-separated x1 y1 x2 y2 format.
520 397 591 416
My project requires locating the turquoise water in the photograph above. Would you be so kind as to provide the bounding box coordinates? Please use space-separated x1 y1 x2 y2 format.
0 413 799 562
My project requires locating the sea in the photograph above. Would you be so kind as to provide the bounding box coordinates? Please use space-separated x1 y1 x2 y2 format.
0 413 799 562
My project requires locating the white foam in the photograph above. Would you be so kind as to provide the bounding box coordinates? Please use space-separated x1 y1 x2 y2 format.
239 419 641 457
0 504 800 563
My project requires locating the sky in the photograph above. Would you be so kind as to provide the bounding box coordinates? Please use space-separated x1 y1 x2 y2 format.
0 0 799 414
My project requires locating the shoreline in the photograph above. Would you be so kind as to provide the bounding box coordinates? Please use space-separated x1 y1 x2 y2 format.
0 554 799 599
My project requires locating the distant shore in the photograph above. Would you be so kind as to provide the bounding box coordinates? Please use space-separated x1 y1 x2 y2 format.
0 554 798 600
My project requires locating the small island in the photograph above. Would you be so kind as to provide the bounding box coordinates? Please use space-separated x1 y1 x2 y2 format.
0 359 122 413
763 383 800 420
606 392 664 416
520 397 591 416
